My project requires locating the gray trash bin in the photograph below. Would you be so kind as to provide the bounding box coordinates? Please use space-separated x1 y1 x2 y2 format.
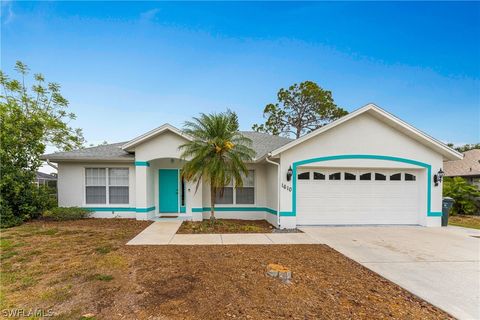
442 197 455 227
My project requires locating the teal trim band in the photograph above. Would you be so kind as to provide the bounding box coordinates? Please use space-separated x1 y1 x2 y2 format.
83 207 136 212
135 161 150 167
135 206 156 213
279 211 296 217
180 206 186 213
427 211 442 217
285 154 436 218
192 207 277 215
83 206 155 212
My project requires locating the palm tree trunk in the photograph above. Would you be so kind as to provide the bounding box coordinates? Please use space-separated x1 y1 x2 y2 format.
210 182 216 223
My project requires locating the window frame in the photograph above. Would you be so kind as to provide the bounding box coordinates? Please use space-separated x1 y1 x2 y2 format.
404 173 417 181
344 172 357 181
84 167 130 206
215 169 256 205
297 171 311 180
374 172 387 181
108 168 130 204
328 172 342 181
313 171 326 180
389 173 402 181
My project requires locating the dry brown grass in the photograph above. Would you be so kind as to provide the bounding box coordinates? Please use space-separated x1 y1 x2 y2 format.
0 219 453 320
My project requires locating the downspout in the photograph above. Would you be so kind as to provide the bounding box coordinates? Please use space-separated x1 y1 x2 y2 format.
265 153 281 228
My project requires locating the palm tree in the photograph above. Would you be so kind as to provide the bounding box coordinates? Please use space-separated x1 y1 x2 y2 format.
179 110 255 222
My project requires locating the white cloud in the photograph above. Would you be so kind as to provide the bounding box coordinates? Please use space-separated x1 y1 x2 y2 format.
139 8 160 23
1 0 15 25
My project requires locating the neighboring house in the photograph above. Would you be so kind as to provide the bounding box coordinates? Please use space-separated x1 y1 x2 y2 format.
444 149 480 188
36 171 57 188
41 104 462 228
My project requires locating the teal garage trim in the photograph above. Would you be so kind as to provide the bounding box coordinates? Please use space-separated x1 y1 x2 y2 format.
180 206 186 213
134 161 150 167
192 207 277 215
284 154 437 217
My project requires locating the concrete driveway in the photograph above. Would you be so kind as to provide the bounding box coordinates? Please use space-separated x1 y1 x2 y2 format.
301 226 480 320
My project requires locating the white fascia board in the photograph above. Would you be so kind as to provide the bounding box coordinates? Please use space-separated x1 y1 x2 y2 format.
270 103 463 161
122 123 192 151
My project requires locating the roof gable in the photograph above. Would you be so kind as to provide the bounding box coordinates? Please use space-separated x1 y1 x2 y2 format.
270 103 463 161
122 124 192 151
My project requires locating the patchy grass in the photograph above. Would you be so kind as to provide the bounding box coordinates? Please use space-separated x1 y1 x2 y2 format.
90 274 114 282
94 245 113 255
0 219 452 319
177 219 275 234
449 215 480 229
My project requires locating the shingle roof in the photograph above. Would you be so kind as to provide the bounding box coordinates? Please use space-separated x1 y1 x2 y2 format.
444 149 480 177
36 171 57 180
41 132 292 162
240 131 292 159
41 142 134 162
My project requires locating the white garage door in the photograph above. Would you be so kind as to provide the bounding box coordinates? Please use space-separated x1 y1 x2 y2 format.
296 168 421 225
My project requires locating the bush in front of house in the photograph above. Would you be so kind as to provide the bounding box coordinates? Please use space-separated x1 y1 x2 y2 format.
443 177 480 215
42 207 90 221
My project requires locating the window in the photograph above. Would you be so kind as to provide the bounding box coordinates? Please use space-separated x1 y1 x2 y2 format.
405 173 416 181
375 173 386 181
86 168 106 204
313 172 325 180
329 172 341 180
344 172 356 180
109 168 129 204
85 168 129 204
298 172 310 180
236 170 255 204
390 173 402 181
360 173 371 181
215 170 255 205
215 180 233 204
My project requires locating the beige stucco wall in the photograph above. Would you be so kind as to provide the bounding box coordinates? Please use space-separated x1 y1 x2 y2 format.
277 112 444 227
134 131 188 161
200 163 273 220
57 161 136 217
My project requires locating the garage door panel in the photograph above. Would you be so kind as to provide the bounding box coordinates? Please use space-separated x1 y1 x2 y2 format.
297 168 421 225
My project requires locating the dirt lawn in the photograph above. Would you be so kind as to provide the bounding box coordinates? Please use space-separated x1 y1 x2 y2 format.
177 219 276 234
0 219 452 319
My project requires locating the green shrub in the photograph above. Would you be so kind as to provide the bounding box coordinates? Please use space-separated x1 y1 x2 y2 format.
443 177 480 215
1 186 56 228
42 207 90 221
0 198 23 228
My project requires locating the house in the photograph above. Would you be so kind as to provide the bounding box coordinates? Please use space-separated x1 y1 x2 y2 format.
41 104 462 228
36 171 58 188
444 149 480 188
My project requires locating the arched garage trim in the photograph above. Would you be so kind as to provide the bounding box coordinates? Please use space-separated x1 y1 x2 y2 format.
280 154 442 217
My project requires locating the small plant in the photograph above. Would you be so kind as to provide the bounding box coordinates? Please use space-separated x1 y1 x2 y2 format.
443 177 480 215
42 207 90 221
95 246 112 254
92 274 113 281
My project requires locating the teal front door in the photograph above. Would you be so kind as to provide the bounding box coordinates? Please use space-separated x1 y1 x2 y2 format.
159 169 179 213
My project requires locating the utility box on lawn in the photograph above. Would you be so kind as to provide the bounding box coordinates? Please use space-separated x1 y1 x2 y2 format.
442 197 455 227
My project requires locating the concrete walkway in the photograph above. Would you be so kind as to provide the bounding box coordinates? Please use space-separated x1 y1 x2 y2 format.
301 225 480 320
127 221 318 245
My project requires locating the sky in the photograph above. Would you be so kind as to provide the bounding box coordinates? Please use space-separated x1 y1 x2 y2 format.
1 1 479 173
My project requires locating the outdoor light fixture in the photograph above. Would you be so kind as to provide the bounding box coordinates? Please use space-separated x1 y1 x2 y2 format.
433 168 445 187
286 166 293 181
